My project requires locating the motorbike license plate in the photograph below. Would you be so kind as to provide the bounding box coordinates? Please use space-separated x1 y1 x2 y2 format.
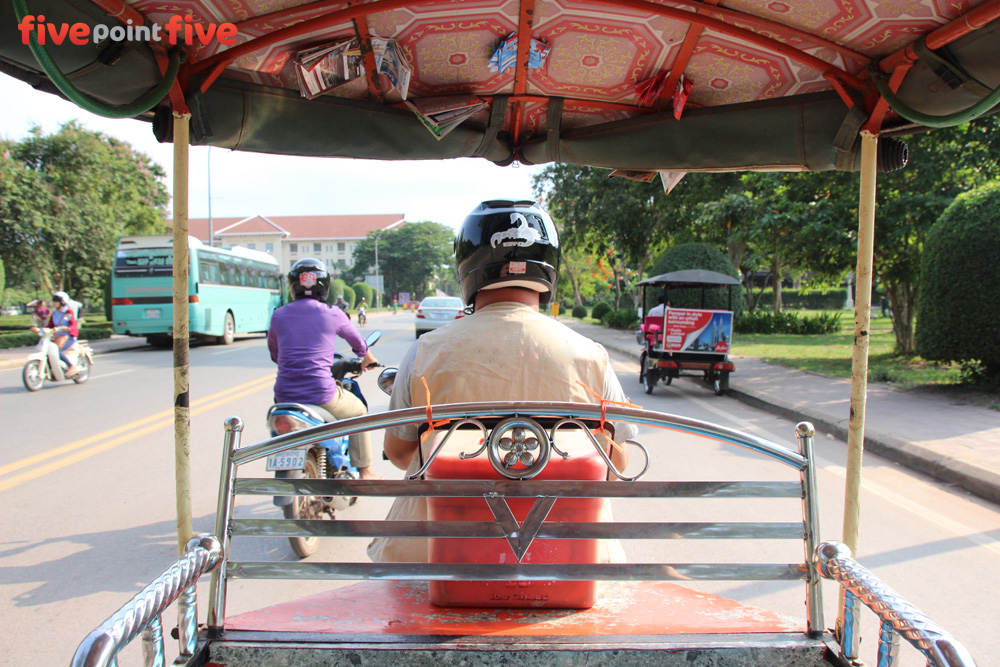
265 449 306 471
145 309 161 319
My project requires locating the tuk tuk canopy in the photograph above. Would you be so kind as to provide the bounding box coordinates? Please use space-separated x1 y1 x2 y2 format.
4 0 999 171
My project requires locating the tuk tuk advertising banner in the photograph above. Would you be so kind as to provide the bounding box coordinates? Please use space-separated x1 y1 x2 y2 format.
662 309 732 355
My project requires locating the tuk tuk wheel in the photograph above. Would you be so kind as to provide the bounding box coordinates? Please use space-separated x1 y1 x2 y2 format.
714 373 730 396
639 351 648 384
643 369 657 395
664 374 673 386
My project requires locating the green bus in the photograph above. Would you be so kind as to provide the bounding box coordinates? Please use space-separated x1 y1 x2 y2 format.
111 235 283 346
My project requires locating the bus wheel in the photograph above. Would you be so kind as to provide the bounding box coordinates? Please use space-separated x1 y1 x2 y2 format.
147 335 172 348
219 312 235 345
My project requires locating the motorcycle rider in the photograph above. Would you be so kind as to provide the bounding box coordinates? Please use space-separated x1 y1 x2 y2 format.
369 199 636 562
48 291 80 376
357 297 367 325
268 258 382 480
28 299 50 328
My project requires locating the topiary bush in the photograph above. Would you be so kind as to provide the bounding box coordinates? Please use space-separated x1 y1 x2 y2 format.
602 308 639 330
341 285 356 308
647 243 744 319
590 301 613 321
572 304 588 319
352 282 373 306
328 279 348 306
917 182 1000 380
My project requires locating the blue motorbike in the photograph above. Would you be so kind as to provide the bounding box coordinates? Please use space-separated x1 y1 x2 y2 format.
266 331 381 558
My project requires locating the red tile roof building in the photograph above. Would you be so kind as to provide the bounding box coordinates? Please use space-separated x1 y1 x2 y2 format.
168 214 406 272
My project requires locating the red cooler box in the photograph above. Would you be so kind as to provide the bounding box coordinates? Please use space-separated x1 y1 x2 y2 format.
423 426 610 609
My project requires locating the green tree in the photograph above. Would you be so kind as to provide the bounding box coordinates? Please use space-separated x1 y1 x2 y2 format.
873 116 1000 353
648 242 743 318
349 221 453 299
533 165 681 307
916 181 1000 379
0 122 168 305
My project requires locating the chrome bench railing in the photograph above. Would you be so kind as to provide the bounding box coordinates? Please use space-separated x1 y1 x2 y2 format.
70 534 222 667
70 403 978 667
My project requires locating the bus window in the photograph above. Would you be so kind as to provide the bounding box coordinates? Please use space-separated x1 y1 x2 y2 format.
116 248 172 277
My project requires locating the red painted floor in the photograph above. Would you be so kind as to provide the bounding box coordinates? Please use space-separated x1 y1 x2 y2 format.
225 580 803 637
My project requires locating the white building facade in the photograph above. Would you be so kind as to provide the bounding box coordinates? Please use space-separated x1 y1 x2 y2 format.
169 214 406 274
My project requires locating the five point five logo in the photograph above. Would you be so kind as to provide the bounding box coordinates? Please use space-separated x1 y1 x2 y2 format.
18 14 238 47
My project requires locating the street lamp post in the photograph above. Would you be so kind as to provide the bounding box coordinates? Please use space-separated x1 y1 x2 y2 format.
374 230 383 312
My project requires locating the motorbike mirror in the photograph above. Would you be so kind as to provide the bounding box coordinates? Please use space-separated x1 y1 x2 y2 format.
365 330 382 347
377 367 398 395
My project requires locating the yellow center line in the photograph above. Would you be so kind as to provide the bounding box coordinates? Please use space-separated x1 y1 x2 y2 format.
0 374 275 491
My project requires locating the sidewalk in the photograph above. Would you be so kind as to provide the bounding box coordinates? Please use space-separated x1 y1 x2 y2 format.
0 335 150 371
560 318 1000 506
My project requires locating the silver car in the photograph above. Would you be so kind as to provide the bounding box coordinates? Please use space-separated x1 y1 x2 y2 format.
414 296 465 337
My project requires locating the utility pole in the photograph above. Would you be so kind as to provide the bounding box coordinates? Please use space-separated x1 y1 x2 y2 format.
207 147 213 247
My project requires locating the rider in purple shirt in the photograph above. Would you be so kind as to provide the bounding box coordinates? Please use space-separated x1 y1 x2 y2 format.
268 258 381 479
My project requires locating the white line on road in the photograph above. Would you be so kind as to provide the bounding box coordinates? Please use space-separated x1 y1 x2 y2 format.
90 369 135 380
211 347 248 355
683 390 1000 557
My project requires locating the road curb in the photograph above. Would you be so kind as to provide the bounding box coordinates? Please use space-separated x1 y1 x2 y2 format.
562 318 1000 506
727 384 1000 506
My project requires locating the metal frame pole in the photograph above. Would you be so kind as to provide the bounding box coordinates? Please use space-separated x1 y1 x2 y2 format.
173 113 193 556
839 129 878 646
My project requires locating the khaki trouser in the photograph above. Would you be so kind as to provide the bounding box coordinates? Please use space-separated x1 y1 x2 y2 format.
318 386 373 468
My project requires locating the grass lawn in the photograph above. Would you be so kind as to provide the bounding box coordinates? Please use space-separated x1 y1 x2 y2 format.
564 305 997 406
734 311 1000 407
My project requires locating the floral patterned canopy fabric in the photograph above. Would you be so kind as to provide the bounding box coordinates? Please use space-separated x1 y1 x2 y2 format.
3 0 998 170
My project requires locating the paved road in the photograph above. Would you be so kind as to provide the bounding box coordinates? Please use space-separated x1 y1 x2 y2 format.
1 311 997 666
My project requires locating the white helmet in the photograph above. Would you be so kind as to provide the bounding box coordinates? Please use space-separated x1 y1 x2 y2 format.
53 291 69 304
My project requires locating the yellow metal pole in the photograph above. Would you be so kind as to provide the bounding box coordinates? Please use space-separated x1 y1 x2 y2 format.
172 113 193 556
838 129 878 652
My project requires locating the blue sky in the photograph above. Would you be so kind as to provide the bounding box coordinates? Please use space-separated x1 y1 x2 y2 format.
0 75 546 229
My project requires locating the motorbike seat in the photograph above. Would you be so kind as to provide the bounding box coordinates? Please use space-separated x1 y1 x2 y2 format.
270 402 336 423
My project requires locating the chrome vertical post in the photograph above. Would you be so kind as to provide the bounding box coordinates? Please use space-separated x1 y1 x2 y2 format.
841 589 861 662
140 615 165 667
797 421 824 636
174 584 197 660
208 416 242 635
877 618 901 667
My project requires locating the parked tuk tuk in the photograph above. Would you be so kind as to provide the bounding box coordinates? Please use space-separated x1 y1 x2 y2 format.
636 270 741 396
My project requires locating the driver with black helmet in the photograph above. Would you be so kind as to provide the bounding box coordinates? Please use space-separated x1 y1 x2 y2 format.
368 199 636 562
268 258 382 480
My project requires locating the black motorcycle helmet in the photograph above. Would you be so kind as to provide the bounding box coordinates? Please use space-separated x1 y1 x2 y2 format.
455 199 560 305
287 258 331 302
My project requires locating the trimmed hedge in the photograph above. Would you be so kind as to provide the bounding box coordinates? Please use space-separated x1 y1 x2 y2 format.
602 308 639 330
735 310 841 335
0 324 113 349
917 182 1000 377
754 288 847 310
590 301 613 321
571 304 588 319
352 282 373 306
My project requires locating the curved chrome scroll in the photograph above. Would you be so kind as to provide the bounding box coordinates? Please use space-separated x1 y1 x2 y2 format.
815 541 978 667
70 534 223 667
551 418 649 481
407 418 489 480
